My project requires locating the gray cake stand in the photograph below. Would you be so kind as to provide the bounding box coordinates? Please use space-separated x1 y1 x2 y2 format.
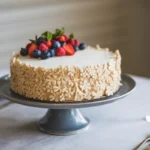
0 74 136 135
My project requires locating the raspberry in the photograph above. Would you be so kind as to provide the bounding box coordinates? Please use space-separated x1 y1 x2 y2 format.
56 47 66 56
63 34 69 41
39 43 49 52
67 39 75 46
74 39 80 46
51 40 56 44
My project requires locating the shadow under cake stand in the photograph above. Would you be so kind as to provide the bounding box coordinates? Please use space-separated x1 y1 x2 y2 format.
0 74 136 135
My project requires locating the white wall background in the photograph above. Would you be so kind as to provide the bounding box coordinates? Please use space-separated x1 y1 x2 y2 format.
0 0 150 76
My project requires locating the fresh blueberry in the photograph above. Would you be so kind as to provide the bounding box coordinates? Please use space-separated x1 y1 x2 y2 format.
79 43 86 50
52 41 61 48
32 50 41 58
36 37 46 45
73 46 79 52
49 49 56 57
60 42 66 47
40 51 51 60
20 48 28 56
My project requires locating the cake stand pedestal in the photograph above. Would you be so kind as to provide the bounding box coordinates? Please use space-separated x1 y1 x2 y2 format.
0 74 135 135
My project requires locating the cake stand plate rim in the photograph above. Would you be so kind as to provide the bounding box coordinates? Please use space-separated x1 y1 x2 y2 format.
0 74 136 109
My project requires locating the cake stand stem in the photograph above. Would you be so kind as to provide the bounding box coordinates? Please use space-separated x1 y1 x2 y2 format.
37 109 90 135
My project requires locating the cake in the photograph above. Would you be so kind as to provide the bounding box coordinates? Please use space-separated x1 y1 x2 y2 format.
10 28 121 102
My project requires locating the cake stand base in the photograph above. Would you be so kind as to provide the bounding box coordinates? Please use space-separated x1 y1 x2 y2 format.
37 109 89 135
0 74 136 136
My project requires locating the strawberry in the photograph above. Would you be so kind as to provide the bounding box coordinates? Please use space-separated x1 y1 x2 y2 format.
63 34 69 41
59 36 66 42
56 47 66 56
26 43 32 50
67 39 75 46
63 44 75 55
39 43 49 52
74 39 80 46
28 43 38 56
46 41 52 48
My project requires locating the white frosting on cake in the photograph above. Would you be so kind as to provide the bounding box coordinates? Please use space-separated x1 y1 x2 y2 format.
18 47 115 69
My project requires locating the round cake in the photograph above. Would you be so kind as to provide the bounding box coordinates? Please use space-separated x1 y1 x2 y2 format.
10 29 121 102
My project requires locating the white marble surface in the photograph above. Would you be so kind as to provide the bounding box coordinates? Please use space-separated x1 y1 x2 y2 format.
0 71 150 150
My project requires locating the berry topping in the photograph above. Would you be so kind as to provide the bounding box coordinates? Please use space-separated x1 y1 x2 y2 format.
60 42 66 47
40 51 51 60
56 47 66 56
73 46 79 52
49 48 56 57
20 28 86 59
63 44 75 55
39 43 49 52
74 39 80 46
59 35 66 42
46 41 52 48
36 37 46 45
52 41 61 49
32 50 41 58
26 43 32 50
20 48 28 56
79 43 86 50
28 43 38 56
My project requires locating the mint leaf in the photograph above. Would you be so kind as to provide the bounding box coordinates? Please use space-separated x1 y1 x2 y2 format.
55 29 61 36
69 33 75 39
41 35 47 38
47 32 52 41
60 27 65 35
41 31 52 41
41 31 47 36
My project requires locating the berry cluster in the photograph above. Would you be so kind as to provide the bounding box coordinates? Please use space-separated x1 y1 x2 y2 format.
20 28 87 60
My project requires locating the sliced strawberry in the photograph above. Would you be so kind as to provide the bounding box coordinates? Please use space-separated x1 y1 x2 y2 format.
28 43 38 56
63 44 75 55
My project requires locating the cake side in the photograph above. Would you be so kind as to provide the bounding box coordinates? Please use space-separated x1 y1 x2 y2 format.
10 46 121 102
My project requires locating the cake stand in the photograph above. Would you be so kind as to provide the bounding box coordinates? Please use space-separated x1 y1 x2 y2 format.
0 74 136 135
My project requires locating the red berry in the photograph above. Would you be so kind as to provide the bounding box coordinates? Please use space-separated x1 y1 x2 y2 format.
74 39 80 46
51 40 56 44
26 43 32 50
67 39 75 46
63 44 75 56
46 41 52 48
59 36 66 42
56 47 66 56
63 34 69 41
28 43 38 56
39 43 49 52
